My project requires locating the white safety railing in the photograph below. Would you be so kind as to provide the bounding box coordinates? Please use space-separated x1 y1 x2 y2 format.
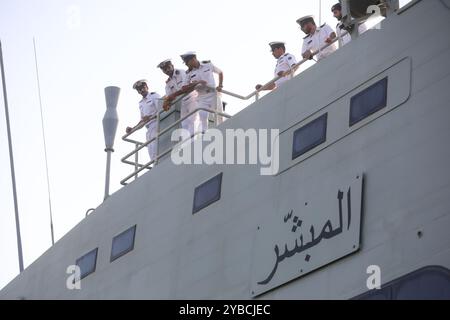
220 31 349 103
121 91 231 185
120 14 379 185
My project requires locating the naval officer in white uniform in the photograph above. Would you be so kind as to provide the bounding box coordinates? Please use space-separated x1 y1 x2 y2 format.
157 59 198 137
256 41 297 91
297 15 337 61
180 52 224 133
126 80 162 162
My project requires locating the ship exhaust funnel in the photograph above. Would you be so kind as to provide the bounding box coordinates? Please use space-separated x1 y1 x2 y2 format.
102 86 120 201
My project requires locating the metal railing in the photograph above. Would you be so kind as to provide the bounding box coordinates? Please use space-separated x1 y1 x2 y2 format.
221 11 390 103
121 92 231 185
120 16 378 185
220 32 347 103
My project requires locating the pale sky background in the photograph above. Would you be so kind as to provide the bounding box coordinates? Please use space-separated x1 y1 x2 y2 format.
0 0 411 291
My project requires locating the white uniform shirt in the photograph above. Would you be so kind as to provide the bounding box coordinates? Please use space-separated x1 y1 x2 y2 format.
336 22 368 47
274 53 297 87
165 69 196 102
185 61 222 95
302 23 337 61
139 92 161 127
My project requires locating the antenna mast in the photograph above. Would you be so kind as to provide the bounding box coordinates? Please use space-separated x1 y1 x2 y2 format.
33 37 55 246
319 0 322 26
1 39 25 273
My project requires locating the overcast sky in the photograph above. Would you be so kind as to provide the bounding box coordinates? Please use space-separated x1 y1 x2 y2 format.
0 0 411 291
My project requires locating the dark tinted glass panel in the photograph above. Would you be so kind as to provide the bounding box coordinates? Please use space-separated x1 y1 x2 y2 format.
394 267 450 300
353 266 450 300
111 225 137 262
193 173 223 214
76 248 98 279
354 287 392 300
350 77 388 126
292 113 327 160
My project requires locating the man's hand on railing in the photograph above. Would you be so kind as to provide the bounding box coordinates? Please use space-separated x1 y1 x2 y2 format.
325 32 337 44
302 50 314 60
126 115 153 135
255 82 276 92
163 96 174 111
216 85 223 92
277 70 289 77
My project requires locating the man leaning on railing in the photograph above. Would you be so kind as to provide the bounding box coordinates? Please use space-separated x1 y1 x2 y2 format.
126 80 162 161
180 51 224 133
331 3 367 48
255 41 297 92
298 15 337 61
157 59 198 138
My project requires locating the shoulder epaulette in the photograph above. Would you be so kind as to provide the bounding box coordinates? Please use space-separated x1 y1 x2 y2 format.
320 23 326 28
202 60 211 64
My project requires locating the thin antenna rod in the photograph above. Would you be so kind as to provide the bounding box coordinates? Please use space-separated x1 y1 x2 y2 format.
0 39 24 273
33 37 55 246
319 0 322 26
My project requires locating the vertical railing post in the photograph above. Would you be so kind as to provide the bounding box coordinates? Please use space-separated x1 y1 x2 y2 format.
214 91 218 126
155 112 160 165
134 142 139 180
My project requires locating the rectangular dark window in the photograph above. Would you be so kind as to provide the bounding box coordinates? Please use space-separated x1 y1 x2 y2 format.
292 113 328 160
110 225 137 262
350 77 388 126
353 266 450 300
193 173 223 214
76 248 98 279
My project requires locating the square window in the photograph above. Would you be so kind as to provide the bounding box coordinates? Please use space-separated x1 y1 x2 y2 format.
292 113 328 160
350 77 388 126
193 173 223 214
110 225 137 262
76 248 98 279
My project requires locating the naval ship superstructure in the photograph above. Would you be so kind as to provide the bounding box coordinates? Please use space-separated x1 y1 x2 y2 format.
1 0 450 299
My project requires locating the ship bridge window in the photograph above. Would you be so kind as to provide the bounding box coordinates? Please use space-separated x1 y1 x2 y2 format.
110 225 137 262
292 113 328 160
353 266 450 300
76 248 98 279
350 77 388 126
193 173 223 214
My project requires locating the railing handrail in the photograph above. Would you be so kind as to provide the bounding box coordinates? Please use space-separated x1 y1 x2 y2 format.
220 30 351 101
121 106 230 164
120 23 366 185
121 95 231 185
121 88 194 141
